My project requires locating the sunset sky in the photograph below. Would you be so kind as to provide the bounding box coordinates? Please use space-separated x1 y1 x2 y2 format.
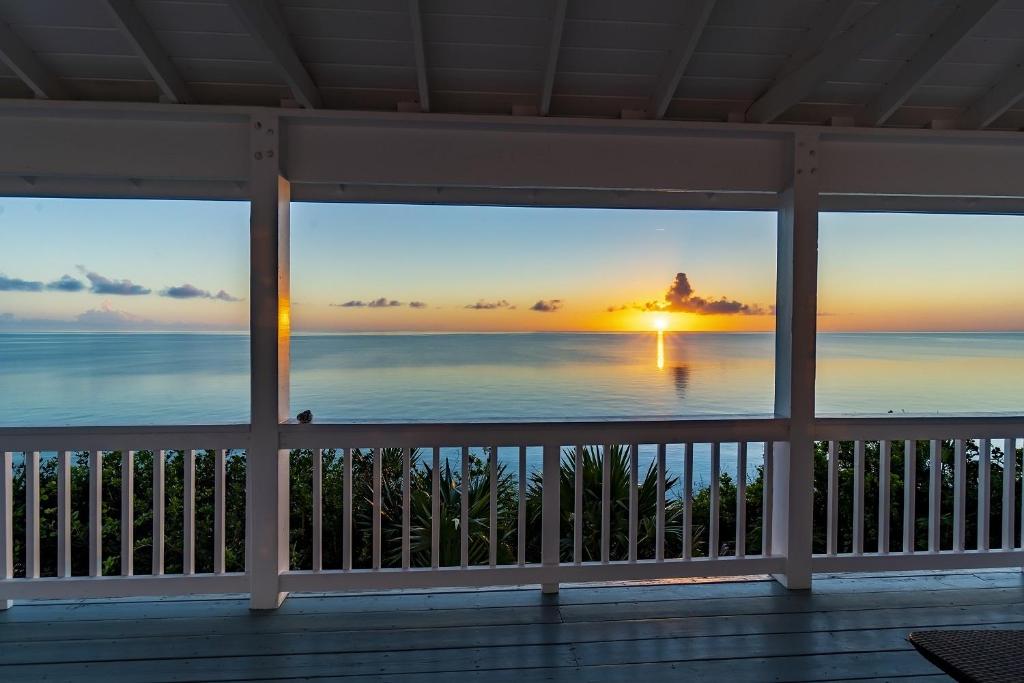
0 197 1021 333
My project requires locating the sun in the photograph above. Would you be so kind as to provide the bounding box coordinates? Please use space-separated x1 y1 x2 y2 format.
653 316 668 331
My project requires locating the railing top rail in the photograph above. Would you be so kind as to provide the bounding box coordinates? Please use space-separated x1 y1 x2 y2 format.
0 424 250 451
814 415 1024 441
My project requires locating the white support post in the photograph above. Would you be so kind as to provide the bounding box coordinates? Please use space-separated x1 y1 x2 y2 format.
541 442 560 594
771 132 819 590
0 450 11 609
247 113 291 610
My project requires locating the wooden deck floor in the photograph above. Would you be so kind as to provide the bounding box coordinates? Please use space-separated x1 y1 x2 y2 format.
0 569 1021 682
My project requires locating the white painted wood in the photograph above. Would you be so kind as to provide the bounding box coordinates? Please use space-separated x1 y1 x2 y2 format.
247 112 290 609
1002 437 1015 550
979 438 991 551
540 443 560 594
815 417 1024 442
928 439 941 552
649 0 719 118
153 450 165 576
771 132 819 589
214 449 226 574
827 440 839 556
539 0 567 116
89 451 103 578
183 450 196 575
853 441 864 555
488 446 497 568
0 573 248 600
747 0 921 123
573 444 583 564
403 447 412 570
775 0 860 80
0 451 11 609
517 446 526 566
736 442 747 558
344 448 353 571
953 439 966 552
460 446 469 569
57 450 71 577
628 443 638 562
683 442 693 560
656 443 666 562
961 64 1024 129
762 441 773 557
878 441 891 555
859 0 1000 126
408 0 430 112
120 450 134 577
601 444 611 564
812 549 1024 574
25 451 40 579
104 0 192 104
373 448 382 571
312 448 323 572
430 448 439 570
710 442 720 560
904 440 916 553
0 18 67 99
227 0 321 109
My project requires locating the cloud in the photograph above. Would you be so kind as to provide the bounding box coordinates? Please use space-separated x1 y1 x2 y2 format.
465 299 515 310
530 299 563 313
0 303 241 331
46 275 85 292
408 301 428 309
75 303 149 328
0 274 43 292
79 267 150 296
160 283 242 302
331 297 404 308
610 272 767 316
368 297 402 308
333 300 367 307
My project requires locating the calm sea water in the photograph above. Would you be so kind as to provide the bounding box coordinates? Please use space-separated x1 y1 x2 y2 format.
3 332 1023 484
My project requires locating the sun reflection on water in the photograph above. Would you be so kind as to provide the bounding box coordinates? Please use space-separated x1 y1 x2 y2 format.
657 329 665 370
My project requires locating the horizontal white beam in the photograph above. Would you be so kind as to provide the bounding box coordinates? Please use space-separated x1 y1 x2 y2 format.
104 0 192 104
0 19 67 99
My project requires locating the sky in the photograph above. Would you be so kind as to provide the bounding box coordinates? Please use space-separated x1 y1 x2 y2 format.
0 197 1022 333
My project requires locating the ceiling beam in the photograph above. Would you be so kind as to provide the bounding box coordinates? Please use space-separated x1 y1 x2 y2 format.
539 0 568 116
776 0 860 80
960 59 1024 129
860 0 1001 126
104 0 192 104
0 18 67 99
227 0 321 109
649 0 719 119
409 0 430 112
746 0 926 123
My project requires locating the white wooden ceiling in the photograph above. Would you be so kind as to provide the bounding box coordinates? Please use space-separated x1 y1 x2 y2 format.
1 0 1024 129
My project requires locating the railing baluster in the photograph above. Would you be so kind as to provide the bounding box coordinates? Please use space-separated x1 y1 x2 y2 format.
709 442 720 559
683 442 693 560
628 443 638 562
184 449 196 575
312 448 323 572
903 440 916 553
57 450 71 577
953 439 966 552
26 451 40 578
928 439 941 552
878 440 891 555
431 448 439 569
827 440 838 556
853 441 864 556
1 450 11 606
601 444 611 564
736 442 747 558
153 450 165 576
573 444 583 564
517 446 526 566
214 449 226 574
488 446 497 567
655 443 666 562
373 448 382 570
343 448 353 571
978 438 990 551
1002 437 1016 550
763 441 773 556
120 449 133 577
88 450 102 577
460 446 469 568
403 447 412 570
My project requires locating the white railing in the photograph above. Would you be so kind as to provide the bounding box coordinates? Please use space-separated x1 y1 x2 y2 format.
2 417 1022 605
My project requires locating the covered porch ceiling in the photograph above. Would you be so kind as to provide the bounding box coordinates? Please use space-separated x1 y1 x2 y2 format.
1 0 1024 130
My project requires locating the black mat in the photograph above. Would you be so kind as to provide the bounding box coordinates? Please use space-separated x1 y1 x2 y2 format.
908 630 1024 682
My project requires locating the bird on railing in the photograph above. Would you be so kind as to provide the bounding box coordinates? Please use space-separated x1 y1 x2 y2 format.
297 410 313 424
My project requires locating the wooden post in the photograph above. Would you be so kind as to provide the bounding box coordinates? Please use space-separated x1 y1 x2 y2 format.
247 113 291 610
771 132 819 590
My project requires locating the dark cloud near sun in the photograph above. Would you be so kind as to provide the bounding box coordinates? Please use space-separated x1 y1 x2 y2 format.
530 299 563 313
46 275 85 292
610 272 767 316
78 267 150 296
161 283 242 302
466 299 515 310
0 274 44 292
